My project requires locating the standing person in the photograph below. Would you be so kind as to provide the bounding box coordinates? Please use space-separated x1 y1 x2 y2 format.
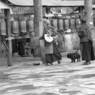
53 35 62 64
18 39 25 57
78 19 94 65
24 42 31 56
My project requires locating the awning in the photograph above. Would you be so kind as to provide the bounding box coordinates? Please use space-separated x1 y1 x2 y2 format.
0 1 10 9
8 0 84 6
0 1 13 14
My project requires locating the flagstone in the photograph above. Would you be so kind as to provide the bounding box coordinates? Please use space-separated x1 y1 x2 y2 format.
1 59 95 95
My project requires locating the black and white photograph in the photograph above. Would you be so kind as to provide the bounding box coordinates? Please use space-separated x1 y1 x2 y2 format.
0 0 95 95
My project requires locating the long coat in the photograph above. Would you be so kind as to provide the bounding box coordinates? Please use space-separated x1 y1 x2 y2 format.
44 41 53 54
78 24 92 42
78 23 94 61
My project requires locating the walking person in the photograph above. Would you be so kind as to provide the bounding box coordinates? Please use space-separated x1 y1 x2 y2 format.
78 19 94 65
40 19 54 66
40 19 62 66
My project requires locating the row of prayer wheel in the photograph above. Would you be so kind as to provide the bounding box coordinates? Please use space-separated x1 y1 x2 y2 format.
0 18 34 36
50 18 80 30
0 18 80 36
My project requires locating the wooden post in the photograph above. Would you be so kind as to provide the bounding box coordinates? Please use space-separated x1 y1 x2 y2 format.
33 0 45 63
84 0 93 27
33 0 43 37
4 9 12 66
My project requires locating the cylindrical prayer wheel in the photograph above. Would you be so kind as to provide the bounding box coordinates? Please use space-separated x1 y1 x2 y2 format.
65 19 69 29
63 19 65 30
71 32 80 50
27 18 34 32
57 19 60 30
52 19 58 30
59 19 63 30
0 20 6 36
70 19 76 29
20 20 27 33
11 20 19 34
64 32 80 52
75 18 81 28
50 19 54 27
64 33 73 51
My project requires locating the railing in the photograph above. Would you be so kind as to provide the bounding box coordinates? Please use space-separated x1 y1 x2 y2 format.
0 36 8 57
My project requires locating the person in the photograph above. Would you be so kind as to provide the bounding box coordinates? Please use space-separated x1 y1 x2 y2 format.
39 19 54 66
44 29 54 65
40 18 63 66
78 19 94 65
18 39 25 57
24 42 31 56
52 35 62 64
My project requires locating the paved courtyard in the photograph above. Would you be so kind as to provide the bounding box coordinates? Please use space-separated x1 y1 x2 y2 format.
0 58 95 95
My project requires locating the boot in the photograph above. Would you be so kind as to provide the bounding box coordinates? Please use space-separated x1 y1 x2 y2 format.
58 60 61 64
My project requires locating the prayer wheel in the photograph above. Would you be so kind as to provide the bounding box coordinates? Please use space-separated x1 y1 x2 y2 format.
0 20 6 35
64 33 73 51
59 19 63 30
20 20 27 34
64 31 80 52
11 20 19 34
52 19 58 30
27 18 34 32
71 32 80 50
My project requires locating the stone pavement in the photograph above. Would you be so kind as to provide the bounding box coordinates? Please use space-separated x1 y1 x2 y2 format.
0 58 95 95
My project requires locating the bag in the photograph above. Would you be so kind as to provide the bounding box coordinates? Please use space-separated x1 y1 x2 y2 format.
44 34 53 43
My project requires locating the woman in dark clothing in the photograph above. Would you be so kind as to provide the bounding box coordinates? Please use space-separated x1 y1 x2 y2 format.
42 19 62 65
81 40 94 61
78 19 94 65
42 19 55 65
45 35 62 65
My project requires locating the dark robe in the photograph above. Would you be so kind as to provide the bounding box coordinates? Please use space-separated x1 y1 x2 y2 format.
52 41 62 62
